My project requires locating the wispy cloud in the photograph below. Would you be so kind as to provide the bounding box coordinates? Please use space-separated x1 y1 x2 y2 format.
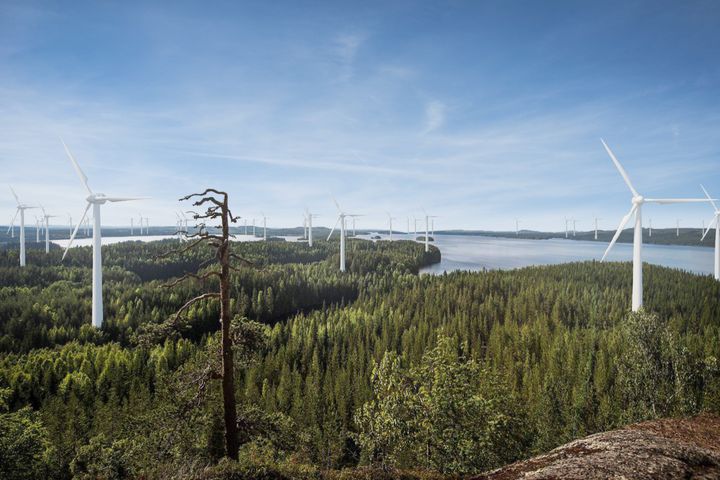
422 100 446 134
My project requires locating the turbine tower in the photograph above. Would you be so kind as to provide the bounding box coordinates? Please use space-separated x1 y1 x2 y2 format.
564 217 569 238
306 209 319 247
649 218 653 237
600 139 710 312
515 218 520 236
61 139 146 328
35 216 41 243
594 217 601 240
130 217 134 236
423 209 438 252
700 185 719 280
676 219 681 237
8 186 36 267
40 206 59 254
386 212 396 241
327 198 360 272
261 213 268 241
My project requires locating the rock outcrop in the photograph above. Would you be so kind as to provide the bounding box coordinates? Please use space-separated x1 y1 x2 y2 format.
473 414 720 480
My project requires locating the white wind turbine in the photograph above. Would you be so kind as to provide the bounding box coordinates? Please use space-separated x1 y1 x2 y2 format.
594 216 602 240
515 218 520 236
700 185 719 280
306 209 319 247
61 139 146 328
8 186 36 267
67 213 73 238
40 206 59 254
676 219 681 237
261 213 268 241
648 218 653 237
423 209 438 252
600 139 711 312
386 212 396 241
564 217 570 238
327 198 360 272
35 216 41 243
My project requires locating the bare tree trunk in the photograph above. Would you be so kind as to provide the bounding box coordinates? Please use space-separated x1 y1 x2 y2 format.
219 195 239 460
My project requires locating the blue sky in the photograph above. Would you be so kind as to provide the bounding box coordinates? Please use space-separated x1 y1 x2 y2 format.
1 0 719 231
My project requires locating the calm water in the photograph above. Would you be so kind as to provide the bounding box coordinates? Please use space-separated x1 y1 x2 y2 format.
364 233 715 277
54 233 715 277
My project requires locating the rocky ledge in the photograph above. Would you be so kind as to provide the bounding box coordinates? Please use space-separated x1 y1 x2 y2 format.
473 414 720 480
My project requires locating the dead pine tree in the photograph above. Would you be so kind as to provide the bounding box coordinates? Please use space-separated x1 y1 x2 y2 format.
162 188 251 460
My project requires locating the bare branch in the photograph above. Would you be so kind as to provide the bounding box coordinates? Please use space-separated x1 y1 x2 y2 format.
171 292 220 321
162 271 221 289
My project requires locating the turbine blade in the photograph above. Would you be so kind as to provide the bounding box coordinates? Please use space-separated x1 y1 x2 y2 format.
701 216 717 242
7 209 19 233
601 205 636 262
327 216 341 241
601 139 639 197
332 196 341 212
8 185 19 204
61 138 93 195
645 198 716 204
62 202 91 261
105 196 148 202
700 184 719 212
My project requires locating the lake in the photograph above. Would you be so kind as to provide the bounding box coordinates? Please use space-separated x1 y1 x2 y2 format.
53 232 716 277
408 234 715 276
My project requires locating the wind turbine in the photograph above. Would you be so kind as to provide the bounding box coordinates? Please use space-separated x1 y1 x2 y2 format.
700 185 719 280
61 139 146 328
649 218 653 237
35 216 41 243
8 186 36 267
564 217 569 238
130 217 134 236
137 213 144 235
676 219 681 237
594 216 601 240
145 216 150 235
600 139 711 312
67 213 73 238
327 198 360 272
306 209 319 247
261 213 268 241
572 218 579 237
386 212 396 241
40 206 59 254
423 210 438 252
515 218 520 236
252 218 256 236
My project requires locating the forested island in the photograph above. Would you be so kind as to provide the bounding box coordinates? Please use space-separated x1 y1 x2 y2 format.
0 237 718 479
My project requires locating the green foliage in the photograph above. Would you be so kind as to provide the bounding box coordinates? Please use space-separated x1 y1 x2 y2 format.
0 388 55 480
1 235 719 478
355 335 527 474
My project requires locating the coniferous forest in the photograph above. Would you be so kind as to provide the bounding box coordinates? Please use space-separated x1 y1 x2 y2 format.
1 236 719 479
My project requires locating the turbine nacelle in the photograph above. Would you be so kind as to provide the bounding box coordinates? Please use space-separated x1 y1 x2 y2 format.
632 195 644 205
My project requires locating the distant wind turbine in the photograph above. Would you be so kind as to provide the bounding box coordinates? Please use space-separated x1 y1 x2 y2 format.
676 219 681 237
386 212 396 241
600 139 711 312
423 209 438 252
700 185 719 280
40 206 59 254
306 209 319 247
594 216 601 240
61 139 146 328
564 217 569 238
515 218 520 236
35 216 41 243
649 218 653 237
261 213 268 241
8 186 36 266
327 198 360 272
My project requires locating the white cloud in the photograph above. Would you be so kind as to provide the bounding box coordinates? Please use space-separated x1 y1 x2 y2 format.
423 100 446 134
